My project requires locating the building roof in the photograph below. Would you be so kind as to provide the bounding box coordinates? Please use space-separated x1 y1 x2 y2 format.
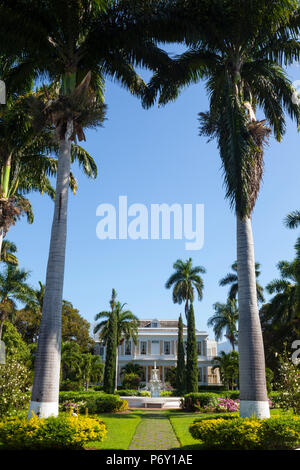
138 320 186 328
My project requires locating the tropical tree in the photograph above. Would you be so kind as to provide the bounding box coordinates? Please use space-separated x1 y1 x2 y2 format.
208 298 239 350
0 264 34 340
14 281 44 344
212 350 239 391
284 210 300 229
165 258 205 318
94 290 138 390
0 240 18 265
61 341 82 381
186 303 198 393
144 0 300 418
0 0 173 418
176 313 186 392
80 353 104 391
120 362 145 380
219 261 264 303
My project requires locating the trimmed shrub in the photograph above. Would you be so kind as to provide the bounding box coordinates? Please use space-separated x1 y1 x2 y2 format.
60 379 82 392
59 391 128 413
189 415 300 450
181 392 219 411
0 413 107 449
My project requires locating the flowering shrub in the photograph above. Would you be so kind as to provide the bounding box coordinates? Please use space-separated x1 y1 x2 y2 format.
61 401 87 413
0 357 31 416
0 413 107 449
189 415 300 450
275 350 300 414
204 397 240 413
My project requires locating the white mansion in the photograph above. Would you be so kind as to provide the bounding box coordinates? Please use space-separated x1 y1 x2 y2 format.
95 318 221 387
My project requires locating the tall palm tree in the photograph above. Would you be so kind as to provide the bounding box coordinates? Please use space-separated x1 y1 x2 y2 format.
165 258 206 318
0 81 97 256
208 298 239 350
144 0 300 418
284 210 300 229
0 240 18 265
0 0 172 418
219 261 264 303
0 264 34 340
94 292 138 390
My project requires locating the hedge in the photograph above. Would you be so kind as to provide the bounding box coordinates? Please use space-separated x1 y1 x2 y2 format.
181 393 219 411
189 415 300 450
59 391 128 413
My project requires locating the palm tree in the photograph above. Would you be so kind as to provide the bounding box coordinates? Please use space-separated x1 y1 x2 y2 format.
0 264 34 340
165 258 205 318
0 81 97 257
0 0 172 418
144 0 300 418
265 249 300 332
120 363 145 381
61 341 82 381
219 261 264 303
284 210 300 229
94 291 138 390
208 298 239 350
0 240 18 265
212 350 239 391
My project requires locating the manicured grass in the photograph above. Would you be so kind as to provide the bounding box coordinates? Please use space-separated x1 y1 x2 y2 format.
85 411 142 449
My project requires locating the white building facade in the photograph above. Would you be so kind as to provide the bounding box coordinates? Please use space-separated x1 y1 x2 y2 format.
95 319 221 387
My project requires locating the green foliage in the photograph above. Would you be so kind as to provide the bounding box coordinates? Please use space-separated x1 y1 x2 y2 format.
103 308 117 394
189 415 300 450
122 372 141 390
0 356 31 415
275 348 300 414
0 413 107 449
265 367 274 394
212 350 239 390
1 321 31 364
181 392 219 411
176 313 186 392
58 391 128 413
62 301 94 352
186 303 198 393
60 379 83 392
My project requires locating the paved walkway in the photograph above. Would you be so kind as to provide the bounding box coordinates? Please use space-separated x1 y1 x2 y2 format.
129 412 180 450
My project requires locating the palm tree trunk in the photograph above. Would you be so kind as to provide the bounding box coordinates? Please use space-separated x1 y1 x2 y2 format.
28 119 73 419
236 215 270 418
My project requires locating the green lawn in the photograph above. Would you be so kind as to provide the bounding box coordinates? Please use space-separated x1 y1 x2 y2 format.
85 411 143 449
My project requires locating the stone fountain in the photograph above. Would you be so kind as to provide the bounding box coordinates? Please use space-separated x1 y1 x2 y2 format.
149 361 161 397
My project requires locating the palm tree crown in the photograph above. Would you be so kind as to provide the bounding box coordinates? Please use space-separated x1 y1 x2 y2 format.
165 258 206 318
208 298 239 350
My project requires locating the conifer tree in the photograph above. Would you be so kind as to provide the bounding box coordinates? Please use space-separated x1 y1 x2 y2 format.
176 313 186 393
186 303 198 393
103 311 117 394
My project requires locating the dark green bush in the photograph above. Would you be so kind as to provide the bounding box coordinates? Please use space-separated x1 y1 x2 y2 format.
59 391 128 413
181 392 219 411
60 379 82 391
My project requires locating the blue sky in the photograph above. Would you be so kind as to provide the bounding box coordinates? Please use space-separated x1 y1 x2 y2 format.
7 53 300 340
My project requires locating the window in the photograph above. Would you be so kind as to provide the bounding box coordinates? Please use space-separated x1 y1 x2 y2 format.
198 368 202 382
197 342 202 356
164 341 170 355
125 341 131 355
152 322 158 327
140 341 147 355
99 346 104 356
